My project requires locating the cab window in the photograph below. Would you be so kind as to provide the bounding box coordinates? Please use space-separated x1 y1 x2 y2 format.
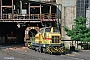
53 28 59 32
45 28 51 32
40 29 44 34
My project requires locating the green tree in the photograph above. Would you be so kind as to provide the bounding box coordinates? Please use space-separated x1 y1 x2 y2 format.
63 16 90 42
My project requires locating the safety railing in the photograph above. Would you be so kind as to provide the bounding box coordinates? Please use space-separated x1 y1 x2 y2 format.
40 13 57 19
2 14 13 19
1 13 57 20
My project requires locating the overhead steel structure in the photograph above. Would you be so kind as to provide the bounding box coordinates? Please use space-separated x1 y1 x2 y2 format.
0 0 60 44
0 0 57 23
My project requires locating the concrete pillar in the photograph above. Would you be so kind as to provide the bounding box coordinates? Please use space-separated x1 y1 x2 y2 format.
56 4 62 27
29 2 30 18
49 5 51 19
61 6 66 39
20 1 22 14
40 4 41 19
12 0 13 18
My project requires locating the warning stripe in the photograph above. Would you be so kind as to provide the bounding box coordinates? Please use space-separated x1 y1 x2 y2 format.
45 38 52 40
35 37 52 40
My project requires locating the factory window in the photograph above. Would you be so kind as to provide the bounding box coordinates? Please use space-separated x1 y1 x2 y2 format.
76 0 88 18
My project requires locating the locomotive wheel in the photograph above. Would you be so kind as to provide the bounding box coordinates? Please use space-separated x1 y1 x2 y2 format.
38 47 41 52
25 42 28 47
38 47 43 53
50 52 52 55
42 48 46 53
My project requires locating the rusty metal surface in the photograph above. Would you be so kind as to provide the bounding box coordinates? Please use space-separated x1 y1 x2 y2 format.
0 0 57 22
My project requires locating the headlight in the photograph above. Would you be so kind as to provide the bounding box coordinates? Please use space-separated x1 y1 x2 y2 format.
43 44 45 47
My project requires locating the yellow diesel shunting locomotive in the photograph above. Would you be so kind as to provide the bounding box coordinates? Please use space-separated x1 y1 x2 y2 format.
25 27 65 54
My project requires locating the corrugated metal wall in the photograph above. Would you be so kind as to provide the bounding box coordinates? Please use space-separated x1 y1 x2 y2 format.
76 0 88 18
